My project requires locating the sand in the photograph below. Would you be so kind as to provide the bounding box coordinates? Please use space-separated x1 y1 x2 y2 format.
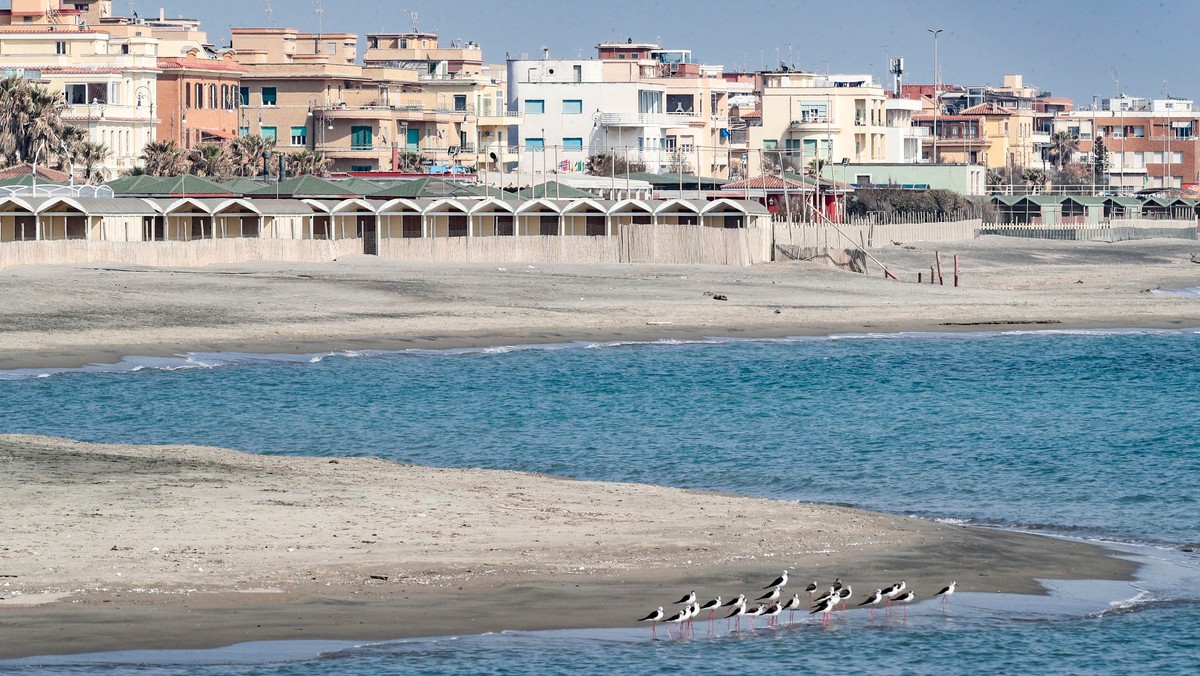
0 237 1195 658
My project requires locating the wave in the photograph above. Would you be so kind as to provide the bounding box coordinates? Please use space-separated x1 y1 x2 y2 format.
3 327 1198 381
1151 286 1200 297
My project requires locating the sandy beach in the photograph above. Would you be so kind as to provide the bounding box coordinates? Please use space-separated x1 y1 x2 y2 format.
0 237 1196 658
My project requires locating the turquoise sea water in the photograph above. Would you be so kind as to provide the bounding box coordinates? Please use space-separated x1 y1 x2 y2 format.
2 329 1199 674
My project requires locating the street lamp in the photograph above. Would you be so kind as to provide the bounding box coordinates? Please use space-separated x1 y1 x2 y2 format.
928 28 942 164
135 84 155 116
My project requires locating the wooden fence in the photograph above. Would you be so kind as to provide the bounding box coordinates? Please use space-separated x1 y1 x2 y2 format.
977 219 1197 242
0 238 362 270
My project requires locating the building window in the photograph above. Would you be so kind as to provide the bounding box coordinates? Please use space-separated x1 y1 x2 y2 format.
638 90 662 114
291 126 308 146
448 215 468 238
184 84 192 108
539 215 558 236
55 41 67 55
563 99 583 115
195 83 204 109
563 137 583 151
351 126 373 150
209 84 218 109
239 126 250 137
525 137 544 151
524 99 545 114
453 95 467 112
262 87 277 107
350 165 373 172
763 139 778 150
261 126 277 142
666 94 695 114
239 87 249 106
220 84 229 109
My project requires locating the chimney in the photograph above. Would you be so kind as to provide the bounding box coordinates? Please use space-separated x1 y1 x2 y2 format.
159 8 165 21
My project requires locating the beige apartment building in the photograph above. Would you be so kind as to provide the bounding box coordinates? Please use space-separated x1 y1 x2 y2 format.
746 71 890 176
0 0 157 179
231 27 504 174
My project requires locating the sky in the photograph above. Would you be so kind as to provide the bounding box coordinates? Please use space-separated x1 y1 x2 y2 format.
111 0 1200 104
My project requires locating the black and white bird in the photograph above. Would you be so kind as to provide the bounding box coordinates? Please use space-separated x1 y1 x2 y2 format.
725 598 748 632
764 569 789 589
813 585 837 606
638 606 665 639
674 590 697 606
804 581 818 602
697 596 722 622
756 586 782 603
743 604 766 631
763 602 783 628
858 589 884 621
662 607 688 638
935 581 957 609
780 592 803 623
883 580 907 607
893 591 916 619
837 585 853 611
810 595 838 627
721 593 746 608
832 577 844 592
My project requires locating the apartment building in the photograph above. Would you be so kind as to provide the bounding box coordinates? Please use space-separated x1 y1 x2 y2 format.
507 41 750 178
746 71 892 176
1056 96 1200 189
231 27 499 174
0 0 157 178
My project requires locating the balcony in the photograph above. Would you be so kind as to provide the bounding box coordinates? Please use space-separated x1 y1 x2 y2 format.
788 115 834 131
597 112 669 127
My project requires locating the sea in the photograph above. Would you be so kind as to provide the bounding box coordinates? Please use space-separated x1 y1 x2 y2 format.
1 328 1198 675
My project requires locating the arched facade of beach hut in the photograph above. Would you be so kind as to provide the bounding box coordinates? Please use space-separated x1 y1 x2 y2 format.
158 198 218 240
207 199 263 239
653 199 703 226
376 198 423 239
468 197 518 237
515 198 563 236
422 199 472 238
246 200 315 239
0 197 40 241
560 199 612 236
700 199 770 229
608 199 655 228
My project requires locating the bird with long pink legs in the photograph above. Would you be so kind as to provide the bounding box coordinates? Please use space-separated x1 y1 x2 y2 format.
638 606 664 639
858 589 884 622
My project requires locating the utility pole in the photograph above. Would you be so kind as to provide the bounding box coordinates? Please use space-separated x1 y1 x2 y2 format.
928 28 943 164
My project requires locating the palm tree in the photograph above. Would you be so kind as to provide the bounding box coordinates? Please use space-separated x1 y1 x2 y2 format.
0 76 72 170
189 143 236 181
286 149 332 176
76 142 110 184
232 134 275 176
1046 131 1079 170
140 140 190 177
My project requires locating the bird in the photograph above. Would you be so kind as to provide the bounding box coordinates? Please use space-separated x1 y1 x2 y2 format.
756 586 781 603
725 598 748 632
638 607 664 639
837 585 853 611
697 596 722 623
764 569 789 589
743 603 766 631
683 603 699 637
813 586 837 606
662 607 687 639
936 581 957 609
810 595 838 627
883 580 907 608
893 591 916 619
674 590 696 605
858 589 884 621
780 592 803 623
804 580 818 603
832 577 844 592
721 593 746 608
763 602 783 628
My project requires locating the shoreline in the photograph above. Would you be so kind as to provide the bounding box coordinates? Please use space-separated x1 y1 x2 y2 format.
0 434 1138 660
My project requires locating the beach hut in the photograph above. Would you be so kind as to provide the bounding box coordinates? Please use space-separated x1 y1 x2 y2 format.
249 199 318 239
422 198 473 238
0 196 40 241
33 197 157 241
653 199 704 226
992 195 1061 224
376 198 424 239
1059 196 1106 225
467 197 519 237
700 199 771 229
514 198 564 236
1102 196 1143 221
560 198 614 236
607 199 656 228
302 198 378 245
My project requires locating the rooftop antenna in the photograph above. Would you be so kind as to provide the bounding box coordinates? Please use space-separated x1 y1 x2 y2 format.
262 0 274 27
313 0 323 37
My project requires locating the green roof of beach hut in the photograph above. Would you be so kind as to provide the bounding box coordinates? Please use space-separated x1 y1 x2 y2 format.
246 175 357 198
368 177 485 199
516 181 597 199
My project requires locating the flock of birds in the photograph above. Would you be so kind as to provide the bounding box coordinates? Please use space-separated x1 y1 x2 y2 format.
637 570 956 639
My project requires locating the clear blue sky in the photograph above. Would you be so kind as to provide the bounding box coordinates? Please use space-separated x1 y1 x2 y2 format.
119 0 1198 103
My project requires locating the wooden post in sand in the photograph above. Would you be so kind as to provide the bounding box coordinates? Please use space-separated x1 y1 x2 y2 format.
954 255 959 287
935 251 944 286
930 266 935 284
918 271 922 283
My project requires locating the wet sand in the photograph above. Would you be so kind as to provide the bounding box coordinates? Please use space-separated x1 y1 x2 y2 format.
0 435 1135 659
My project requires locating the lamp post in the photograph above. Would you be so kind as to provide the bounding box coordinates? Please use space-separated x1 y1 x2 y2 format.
928 28 942 164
